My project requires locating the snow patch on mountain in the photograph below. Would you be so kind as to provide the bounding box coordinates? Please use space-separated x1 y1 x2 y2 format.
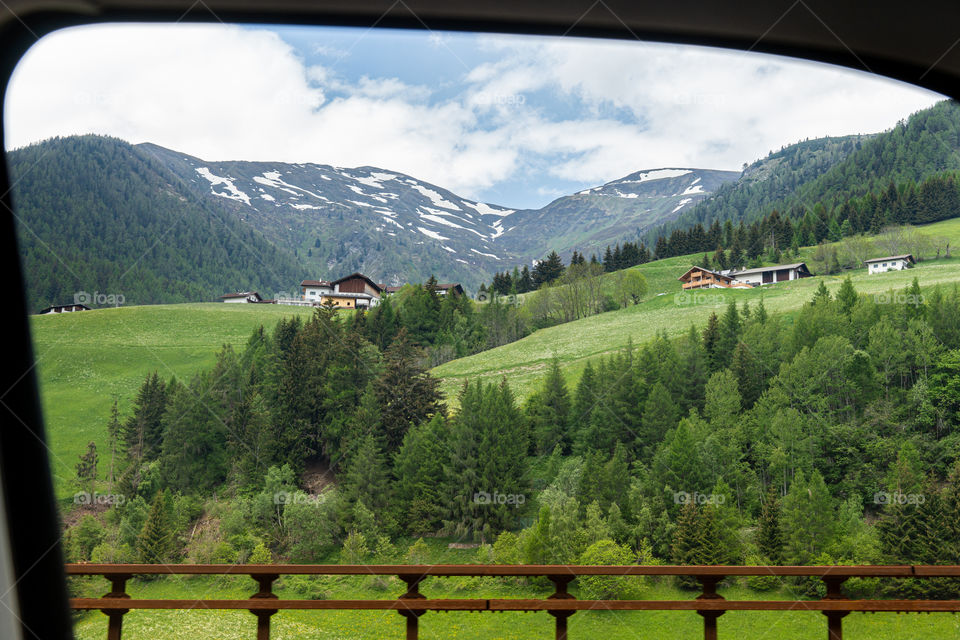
196 167 251 205
671 197 694 213
418 226 449 241
620 169 692 183
408 183 460 210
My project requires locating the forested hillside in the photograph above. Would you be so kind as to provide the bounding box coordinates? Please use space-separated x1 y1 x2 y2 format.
62 277 960 603
10 136 304 309
645 100 960 247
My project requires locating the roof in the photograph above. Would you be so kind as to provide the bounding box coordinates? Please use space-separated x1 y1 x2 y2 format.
322 292 373 299
220 291 261 300
384 286 403 293
432 283 464 293
677 266 733 282
301 279 332 288
865 254 914 264
332 272 383 293
729 263 809 276
38 304 90 313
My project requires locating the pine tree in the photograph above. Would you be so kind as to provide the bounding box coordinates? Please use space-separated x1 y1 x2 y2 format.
639 382 677 454
571 361 600 453
122 372 167 462
106 398 121 487
75 441 98 496
137 490 173 563
528 356 572 454
716 302 741 369
757 486 784 564
394 414 448 533
835 277 858 315
702 312 722 372
731 342 763 409
374 330 444 453
341 434 393 529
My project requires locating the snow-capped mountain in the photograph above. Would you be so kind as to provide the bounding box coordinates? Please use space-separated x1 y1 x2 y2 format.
497 168 741 259
140 143 520 288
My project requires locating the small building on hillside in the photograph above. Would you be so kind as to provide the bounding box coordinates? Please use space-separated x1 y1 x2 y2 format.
220 292 262 303
333 273 383 299
301 280 333 303
298 273 382 309
678 266 741 289
865 254 914 274
432 283 464 296
728 262 812 286
38 303 90 314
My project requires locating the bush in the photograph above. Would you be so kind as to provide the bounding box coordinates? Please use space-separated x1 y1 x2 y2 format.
577 539 643 600
404 538 431 564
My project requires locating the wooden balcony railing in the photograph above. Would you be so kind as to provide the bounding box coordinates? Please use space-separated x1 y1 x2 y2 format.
65 564 960 640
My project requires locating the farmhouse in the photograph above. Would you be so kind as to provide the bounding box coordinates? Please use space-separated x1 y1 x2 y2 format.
38 303 90 314
220 292 263 303
728 262 812 286
678 266 740 289
865 254 914 274
433 283 465 296
299 273 383 309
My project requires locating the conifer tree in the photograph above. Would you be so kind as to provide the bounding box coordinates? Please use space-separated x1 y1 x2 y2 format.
394 414 448 533
702 313 722 372
528 356 572 454
374 329 444 453
757 486 784 564
639 382 677 454
122 372 167 462
137 490 173 563
75 441 98 496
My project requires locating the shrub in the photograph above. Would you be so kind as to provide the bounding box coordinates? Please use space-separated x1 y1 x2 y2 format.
577 539 643 600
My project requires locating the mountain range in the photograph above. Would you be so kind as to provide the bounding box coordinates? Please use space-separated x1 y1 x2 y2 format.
9 99 959 309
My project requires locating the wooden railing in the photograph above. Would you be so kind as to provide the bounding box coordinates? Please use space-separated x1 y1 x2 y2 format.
65 564 960 640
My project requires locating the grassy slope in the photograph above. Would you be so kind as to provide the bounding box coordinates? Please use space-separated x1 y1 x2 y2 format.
31 303 315 497
432 218 960 404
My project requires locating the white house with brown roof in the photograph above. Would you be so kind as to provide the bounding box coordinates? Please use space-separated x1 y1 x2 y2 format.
728 262 812 286
865 254 914 274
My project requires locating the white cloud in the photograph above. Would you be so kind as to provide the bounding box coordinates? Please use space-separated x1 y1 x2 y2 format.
3 24 943 204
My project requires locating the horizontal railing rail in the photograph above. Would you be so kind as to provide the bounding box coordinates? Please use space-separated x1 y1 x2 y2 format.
65 564 960 640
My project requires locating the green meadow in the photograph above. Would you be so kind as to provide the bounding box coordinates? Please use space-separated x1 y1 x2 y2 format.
433 219 960 405
30 303 314 497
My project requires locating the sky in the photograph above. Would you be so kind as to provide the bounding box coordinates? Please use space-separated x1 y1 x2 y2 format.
3 23 944 209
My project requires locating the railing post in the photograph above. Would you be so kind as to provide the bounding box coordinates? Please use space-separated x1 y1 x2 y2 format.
696 576 725 640
249 573 279 640
398 573 427 640
102 573 131 640
821 576 849 640
548 575 577 640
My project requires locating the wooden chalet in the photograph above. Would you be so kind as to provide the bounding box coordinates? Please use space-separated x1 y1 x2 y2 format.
678 266 739 290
